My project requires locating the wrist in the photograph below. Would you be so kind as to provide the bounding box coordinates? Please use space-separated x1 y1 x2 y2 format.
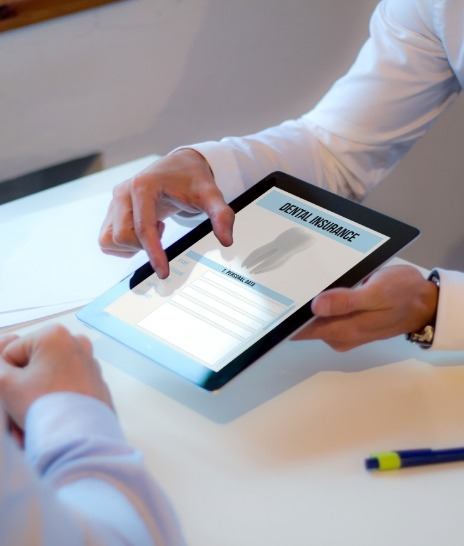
170 147 214 177
421 273 439 323
25 392 122 468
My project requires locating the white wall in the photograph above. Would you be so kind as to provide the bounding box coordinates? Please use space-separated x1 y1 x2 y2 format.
2 0 463 270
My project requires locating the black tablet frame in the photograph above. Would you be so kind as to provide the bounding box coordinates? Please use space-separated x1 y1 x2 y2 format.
78 171 419 390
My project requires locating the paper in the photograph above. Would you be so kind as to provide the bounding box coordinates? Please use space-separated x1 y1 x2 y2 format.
0 300 88 328
0 190 190 322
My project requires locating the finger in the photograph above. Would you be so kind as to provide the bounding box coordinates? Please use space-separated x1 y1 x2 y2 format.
75 335 93 356
292 319 321 341
99 201 118 252
98 247 138 258
294 307 400 350
99 184 140 253
0 335 19 353
130 179 169 279
311 283 381 318
0 354 13 374
292 316 359 350
201 190 234 247
99 216 139 257
1 335 35 367
111 184 141 251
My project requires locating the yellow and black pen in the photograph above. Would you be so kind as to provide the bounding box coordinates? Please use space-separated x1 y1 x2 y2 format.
365 447 464 471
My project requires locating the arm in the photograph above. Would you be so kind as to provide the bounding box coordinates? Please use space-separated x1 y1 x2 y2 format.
192 0 460 199
99 0 459 277
0 327 183 546
195 0 464 351
98 0 462 349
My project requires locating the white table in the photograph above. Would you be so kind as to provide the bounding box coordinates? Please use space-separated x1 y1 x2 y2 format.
3 158 464 546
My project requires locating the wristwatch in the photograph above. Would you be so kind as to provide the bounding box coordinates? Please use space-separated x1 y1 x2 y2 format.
406 269 440 349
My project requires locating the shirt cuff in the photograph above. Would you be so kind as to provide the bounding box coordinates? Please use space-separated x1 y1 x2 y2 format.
24 392 125 471
432 268 464 350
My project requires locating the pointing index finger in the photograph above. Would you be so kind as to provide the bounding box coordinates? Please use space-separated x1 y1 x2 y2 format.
201 190 235 247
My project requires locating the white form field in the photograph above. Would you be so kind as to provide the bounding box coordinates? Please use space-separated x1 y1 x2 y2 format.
138 271 288 370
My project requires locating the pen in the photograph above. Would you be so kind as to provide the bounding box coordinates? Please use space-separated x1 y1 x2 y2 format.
365 447 464 471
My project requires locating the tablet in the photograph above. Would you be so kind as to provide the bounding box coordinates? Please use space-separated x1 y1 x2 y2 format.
78 171 419 390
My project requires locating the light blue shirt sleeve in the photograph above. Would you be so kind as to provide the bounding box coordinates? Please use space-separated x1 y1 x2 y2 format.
0 393 185 546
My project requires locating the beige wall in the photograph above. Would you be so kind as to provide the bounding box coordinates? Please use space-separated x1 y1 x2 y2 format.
1 0 463 269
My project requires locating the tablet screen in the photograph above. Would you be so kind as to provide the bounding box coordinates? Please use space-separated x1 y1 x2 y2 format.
104 186 389 373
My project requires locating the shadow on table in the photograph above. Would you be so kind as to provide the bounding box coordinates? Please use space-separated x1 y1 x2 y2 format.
93 334 464 424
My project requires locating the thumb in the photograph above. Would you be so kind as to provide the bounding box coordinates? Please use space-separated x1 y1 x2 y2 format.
311 283 379 317
0 334 19 354
1 335 34 368
0 355 18 392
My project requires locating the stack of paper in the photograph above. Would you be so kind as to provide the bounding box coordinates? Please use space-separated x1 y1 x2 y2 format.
0 156 190 329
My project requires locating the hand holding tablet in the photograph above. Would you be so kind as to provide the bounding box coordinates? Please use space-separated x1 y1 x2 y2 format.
295 264 438 351
82 172 419 390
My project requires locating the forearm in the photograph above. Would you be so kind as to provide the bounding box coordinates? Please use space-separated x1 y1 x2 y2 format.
0 394 182 546
190 119 369 203
189 0 459 203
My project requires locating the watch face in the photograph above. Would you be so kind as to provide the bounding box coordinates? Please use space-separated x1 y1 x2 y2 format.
407 324 434 347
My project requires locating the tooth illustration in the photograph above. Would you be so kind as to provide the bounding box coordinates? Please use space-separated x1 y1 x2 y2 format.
242 227 312 274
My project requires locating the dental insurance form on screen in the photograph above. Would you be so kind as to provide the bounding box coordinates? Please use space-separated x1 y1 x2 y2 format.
105 187 390 372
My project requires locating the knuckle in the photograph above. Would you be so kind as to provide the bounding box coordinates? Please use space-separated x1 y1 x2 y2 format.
216 205 234 222
185 188 202 205
130 174 149 195
98 228 112 248
44 324 70 344
331 342 352 353
77 335 93 354
112 182 128 200
133 219 149 239
112 226 134 246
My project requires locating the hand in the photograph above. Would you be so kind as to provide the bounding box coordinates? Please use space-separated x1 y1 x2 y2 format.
99 148 235 278
292 265 439 351
0 325 113 428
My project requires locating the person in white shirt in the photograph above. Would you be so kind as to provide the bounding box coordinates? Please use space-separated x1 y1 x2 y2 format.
0 325 184 546
99 0 463 351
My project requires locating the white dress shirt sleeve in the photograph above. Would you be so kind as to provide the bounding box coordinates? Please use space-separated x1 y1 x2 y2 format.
431 269 464 350
189 0 460 202
180 0 464 350
0 393 184 546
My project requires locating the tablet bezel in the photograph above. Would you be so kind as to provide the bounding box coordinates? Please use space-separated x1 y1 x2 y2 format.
78 171 419 390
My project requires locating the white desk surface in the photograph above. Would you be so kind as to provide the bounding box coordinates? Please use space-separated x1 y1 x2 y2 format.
3 158 464 546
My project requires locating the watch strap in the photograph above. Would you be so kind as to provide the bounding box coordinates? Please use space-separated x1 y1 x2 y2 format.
406 269 440 349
